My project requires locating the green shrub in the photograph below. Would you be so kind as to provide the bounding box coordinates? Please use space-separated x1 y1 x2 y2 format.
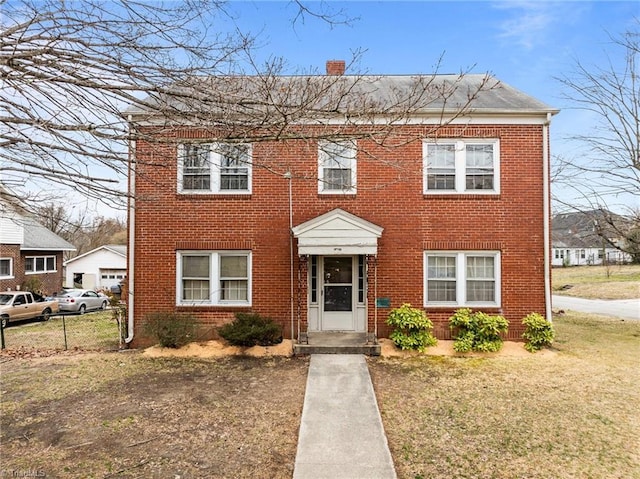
522 312 555 352
386 303 437 352
143 311 198 348
21 276 43 294
218 312 283 347
449 308 508 353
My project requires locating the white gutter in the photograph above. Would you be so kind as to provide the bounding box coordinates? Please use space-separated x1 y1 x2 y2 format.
543 113 552 322
125 115 136 344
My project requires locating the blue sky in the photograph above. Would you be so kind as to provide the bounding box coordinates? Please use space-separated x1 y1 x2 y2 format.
222 0 638 212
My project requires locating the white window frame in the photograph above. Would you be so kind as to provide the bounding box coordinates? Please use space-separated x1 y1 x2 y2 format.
0 258 13 279
423 139 500 194
424 251 501 307
25 255 56 274
318 139 357 194
177 143 252 194
176 251 252 306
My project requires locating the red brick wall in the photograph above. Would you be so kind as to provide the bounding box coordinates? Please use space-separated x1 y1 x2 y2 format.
0 245 65 295
0 244 20 292
130 124 548 346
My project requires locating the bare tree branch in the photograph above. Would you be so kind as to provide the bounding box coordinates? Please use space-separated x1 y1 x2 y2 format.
552 19 640 260
1 0 498 216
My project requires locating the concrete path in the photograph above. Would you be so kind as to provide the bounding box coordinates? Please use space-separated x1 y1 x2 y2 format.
293 354 396 479
553 295 639 321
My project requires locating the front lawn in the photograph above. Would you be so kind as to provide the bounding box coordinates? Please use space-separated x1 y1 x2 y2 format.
552 264 640 299
1 310 121 352
0 354 308 478
2 311 638 478
370 311 640 479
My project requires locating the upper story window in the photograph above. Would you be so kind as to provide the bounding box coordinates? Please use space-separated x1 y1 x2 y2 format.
25 255 56 274
423 139 500 194
318 140 357 194
0 258 13 278
424 251 501 307
178 143 252 194
177 251 251 306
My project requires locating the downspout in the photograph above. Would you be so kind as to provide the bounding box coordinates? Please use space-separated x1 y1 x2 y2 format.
543 113 552 322
125 115 136 344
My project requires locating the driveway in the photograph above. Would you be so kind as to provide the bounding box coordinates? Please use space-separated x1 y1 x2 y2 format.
552 295 640 321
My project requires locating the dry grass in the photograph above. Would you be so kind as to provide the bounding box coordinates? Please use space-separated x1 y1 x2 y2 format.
2 311 639 478
1 311 121 351
369 311 640 479
0 353 308 478
552 264 640 299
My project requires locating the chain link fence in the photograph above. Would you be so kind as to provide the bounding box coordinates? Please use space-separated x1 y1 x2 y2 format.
0 305 127 353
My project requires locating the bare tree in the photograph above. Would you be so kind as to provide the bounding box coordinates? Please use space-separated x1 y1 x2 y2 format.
0 0 330 209
1 0 497 214
553 19 640 259
34 201 126 258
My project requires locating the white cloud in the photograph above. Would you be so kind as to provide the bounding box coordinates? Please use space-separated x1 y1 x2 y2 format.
493 1 586 50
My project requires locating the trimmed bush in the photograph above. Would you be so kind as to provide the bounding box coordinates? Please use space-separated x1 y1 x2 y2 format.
386 303 437 352
522 312 555 352
218 312 283 347
143 311 198 348
449 308 508 353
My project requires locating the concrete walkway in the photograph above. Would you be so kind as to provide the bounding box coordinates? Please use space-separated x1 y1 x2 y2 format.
293 354 396 479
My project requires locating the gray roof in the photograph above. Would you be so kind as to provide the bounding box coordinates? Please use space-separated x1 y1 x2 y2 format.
551 210 632 249
105 244 127 256
21 216 76 251
1 187 76 251
125 74 558 120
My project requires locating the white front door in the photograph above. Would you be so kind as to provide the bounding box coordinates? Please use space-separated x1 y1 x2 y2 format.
321 256 356 331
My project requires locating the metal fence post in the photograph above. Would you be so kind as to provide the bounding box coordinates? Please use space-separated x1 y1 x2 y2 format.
0 321 5 350
62 315 68 350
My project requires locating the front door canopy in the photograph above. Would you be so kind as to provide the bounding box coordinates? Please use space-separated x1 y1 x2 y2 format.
292 208 384 255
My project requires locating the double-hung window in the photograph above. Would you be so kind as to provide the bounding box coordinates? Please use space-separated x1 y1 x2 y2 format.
0 258 13 278
25 255 56 274
178 142 252 194
219 255 249 301
318 140 357 194
423 139 499 194
181 144 211 191
424 251 500 306
177 251 251 305
214 143 251 191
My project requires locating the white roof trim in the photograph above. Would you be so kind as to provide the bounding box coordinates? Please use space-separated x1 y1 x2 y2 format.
63 244 127 266
292 209 383 256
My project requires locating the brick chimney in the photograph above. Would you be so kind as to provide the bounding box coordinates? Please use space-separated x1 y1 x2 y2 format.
326 60 345 76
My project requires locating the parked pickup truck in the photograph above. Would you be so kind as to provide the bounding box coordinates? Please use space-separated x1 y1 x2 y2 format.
0 291 59 328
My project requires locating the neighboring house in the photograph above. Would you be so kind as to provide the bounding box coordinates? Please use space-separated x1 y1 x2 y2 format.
552 210 633 266
63 244 127 291
0 192 76 295
551 241 630 267
124 61 558 347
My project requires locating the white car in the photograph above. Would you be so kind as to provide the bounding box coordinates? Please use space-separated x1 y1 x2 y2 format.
57 289 108 314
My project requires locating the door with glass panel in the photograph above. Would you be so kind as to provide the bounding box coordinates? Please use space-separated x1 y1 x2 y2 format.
321 256 356 330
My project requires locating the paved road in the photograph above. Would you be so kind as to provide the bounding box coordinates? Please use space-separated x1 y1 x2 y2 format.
552 295 640 321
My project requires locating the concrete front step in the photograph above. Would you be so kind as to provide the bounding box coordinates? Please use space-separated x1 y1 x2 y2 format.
294 332 381 356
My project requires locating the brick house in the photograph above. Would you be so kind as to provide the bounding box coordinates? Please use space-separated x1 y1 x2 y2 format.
125 61 558 348
0 189 76 295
